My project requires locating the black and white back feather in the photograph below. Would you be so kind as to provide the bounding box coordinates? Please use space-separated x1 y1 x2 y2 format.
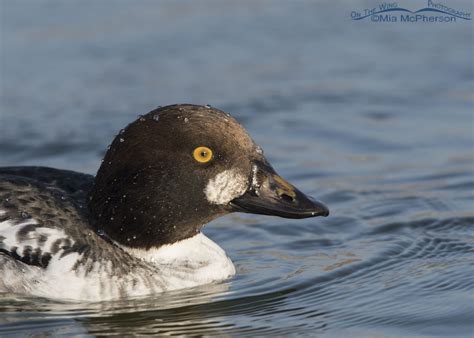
0 167 172 299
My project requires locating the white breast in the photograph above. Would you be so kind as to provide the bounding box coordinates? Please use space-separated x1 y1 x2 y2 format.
121 233 236 289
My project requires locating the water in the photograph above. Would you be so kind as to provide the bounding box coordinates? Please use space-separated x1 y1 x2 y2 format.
1 1 473 336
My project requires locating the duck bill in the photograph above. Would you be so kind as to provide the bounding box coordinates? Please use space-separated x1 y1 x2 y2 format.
230 161 329 219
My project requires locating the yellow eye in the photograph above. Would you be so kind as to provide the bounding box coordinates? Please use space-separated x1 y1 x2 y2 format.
193 146 213 163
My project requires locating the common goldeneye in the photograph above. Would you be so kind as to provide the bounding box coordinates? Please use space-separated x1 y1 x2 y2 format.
0 104 329 301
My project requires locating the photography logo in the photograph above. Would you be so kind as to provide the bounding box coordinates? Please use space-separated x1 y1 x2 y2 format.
351 1 471 23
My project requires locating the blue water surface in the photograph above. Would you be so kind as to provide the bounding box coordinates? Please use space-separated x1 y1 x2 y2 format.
1 1 473 336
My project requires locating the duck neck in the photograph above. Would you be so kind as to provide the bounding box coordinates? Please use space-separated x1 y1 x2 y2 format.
88 164 227 249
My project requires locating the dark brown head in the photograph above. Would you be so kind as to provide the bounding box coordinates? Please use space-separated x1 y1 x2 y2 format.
88 104 328 249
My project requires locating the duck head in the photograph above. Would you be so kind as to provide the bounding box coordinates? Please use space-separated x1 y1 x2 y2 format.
88 104 328 249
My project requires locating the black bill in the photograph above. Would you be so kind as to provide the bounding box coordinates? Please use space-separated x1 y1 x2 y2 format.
230 161 329 219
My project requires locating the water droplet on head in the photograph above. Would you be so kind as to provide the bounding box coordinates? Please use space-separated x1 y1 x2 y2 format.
153 114 160 122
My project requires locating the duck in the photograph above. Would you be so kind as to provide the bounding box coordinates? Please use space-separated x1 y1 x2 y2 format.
0 104 329 301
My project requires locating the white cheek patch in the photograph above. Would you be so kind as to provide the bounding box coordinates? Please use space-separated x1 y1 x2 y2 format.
205 169 248 205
